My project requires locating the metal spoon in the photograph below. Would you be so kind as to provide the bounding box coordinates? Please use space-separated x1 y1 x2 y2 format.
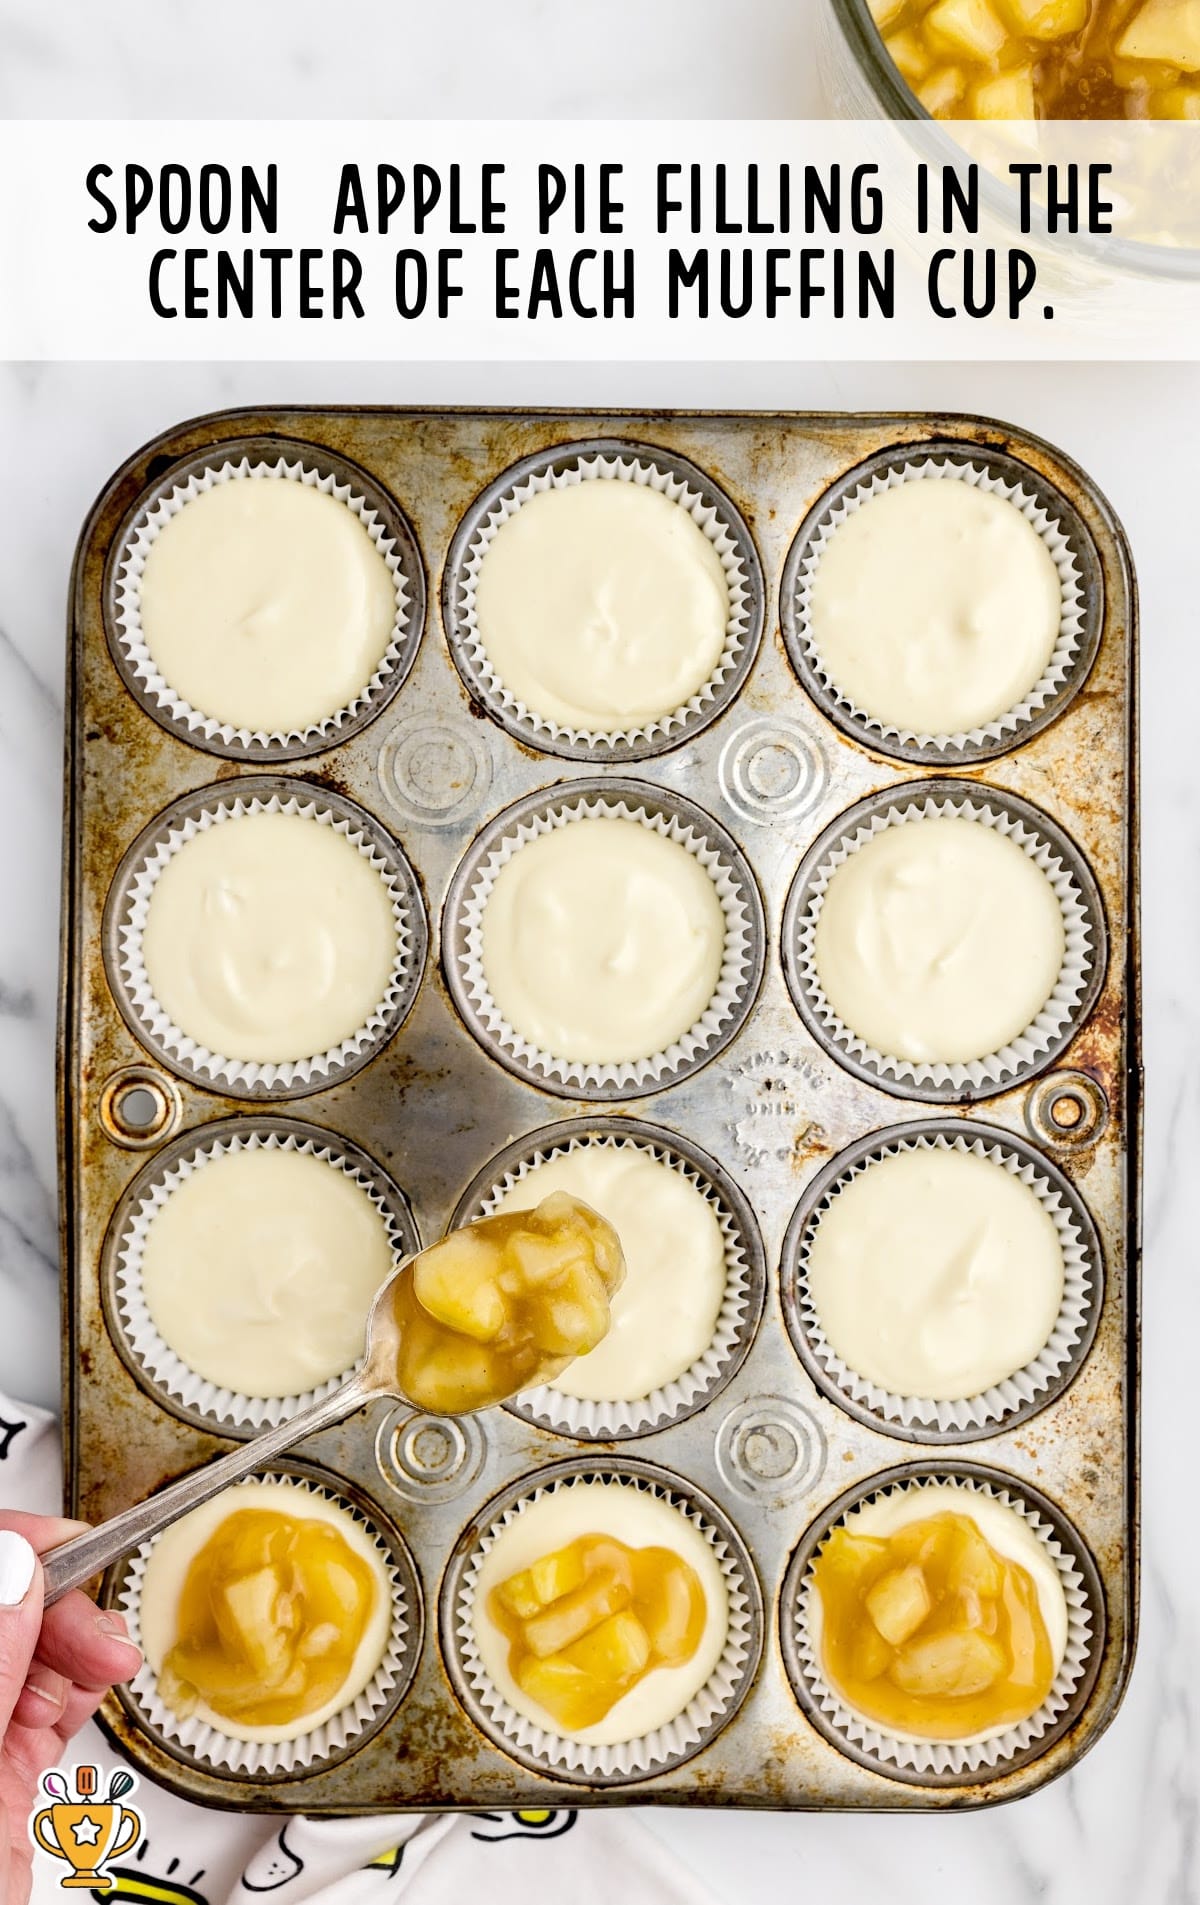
42 1200 619 1605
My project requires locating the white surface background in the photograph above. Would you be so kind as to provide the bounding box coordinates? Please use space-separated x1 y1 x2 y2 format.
0 4 1193 1902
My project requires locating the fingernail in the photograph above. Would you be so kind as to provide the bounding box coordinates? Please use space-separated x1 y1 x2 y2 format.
24 1666 67 1719
95 1613 143 1671
0 1531 36 1606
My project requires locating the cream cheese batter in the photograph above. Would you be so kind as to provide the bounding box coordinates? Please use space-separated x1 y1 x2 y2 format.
138 478 397 733
141 810 398 1064
805 1146 1065 1400
472 482 730 732
140 1147 395 1398
809 480 1061 734
480 818 726 1065
138 1479 394 1744
472 1481 729 1746
493 1144 727 1402
809 1483 1069 1745
813 816 1065 1064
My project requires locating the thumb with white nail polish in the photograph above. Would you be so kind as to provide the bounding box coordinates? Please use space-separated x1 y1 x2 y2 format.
0 1529 44 1757
0 1533 35 1609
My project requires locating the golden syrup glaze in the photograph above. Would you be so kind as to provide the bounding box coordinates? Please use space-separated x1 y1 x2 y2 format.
874 0 1200 119
812 1509 1056 1738
160 1506 378 1728
489 1533 707 1731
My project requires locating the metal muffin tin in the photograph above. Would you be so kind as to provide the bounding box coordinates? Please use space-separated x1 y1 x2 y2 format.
778 1119 1105 1446
442 436 766 764
104 436 428 764
442 775 767 1101
778 438 1106 768
59 407 1139 1814
779 776 1109 1104
102 774 430 1100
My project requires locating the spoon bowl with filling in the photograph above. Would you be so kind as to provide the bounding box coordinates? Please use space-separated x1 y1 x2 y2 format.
43 1194 625 1605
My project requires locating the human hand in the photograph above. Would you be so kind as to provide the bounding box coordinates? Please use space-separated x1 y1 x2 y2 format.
0 1514 143 1905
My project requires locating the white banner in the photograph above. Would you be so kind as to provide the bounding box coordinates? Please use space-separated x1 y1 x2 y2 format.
2 119 1199 359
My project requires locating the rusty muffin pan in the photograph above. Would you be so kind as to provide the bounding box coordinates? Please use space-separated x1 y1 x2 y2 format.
59 407 1139 1813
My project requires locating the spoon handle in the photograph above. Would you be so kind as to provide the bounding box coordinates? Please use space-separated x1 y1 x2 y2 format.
42 1376 371 1606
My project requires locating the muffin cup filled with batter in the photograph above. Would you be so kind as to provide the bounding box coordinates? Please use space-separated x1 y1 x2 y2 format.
444 442 764 761
452 1119 765 1439
108 444 425 760
442 1462 762 1782
107 1119 419 1433
781 780 1105 1102
443 780 764 1100
782 1123 1102 1440
782 1470 1101 1783
781 446 1101 767
114 1471 418 1777
105 778 427 1098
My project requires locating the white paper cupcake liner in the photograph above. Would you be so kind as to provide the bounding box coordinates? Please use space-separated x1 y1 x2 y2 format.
446 783 763 1098
783 783 1104 1099
785 450 1096 761
116 1472 413 1777
786 1125 1101 1437
109 1124 419 1432
448 1465 761 1783
467 1126 761 1439
110 450 422 757
108 781 426 1096
447 444 762 757
789 1473 1099 1781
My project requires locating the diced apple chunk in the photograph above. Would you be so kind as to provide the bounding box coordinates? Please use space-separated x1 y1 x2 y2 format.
504 1230 573 1288
891 1629 1007 1697
972 65 1037 113
531 1263 610 1356
887 25 934 80
217 1568 293 1682
925 0 1008 61
1000 0 1086 36
218 1565 279 1632
317 1561 358 1618
531 1545 587 1607
494 1567 543 1620
547 1297 605 1357
948 1523 1005 1598
516 1654 604 1729
820 1528 892 1588
853 1625 895 1682
918 64 968 111
1118 0 1200 71
865 1564 933 1647
583 1212 626 1292
413 1233 506 1342
258 1663 308 1707
298 1622 339 1659
523 1573 630 1659
563 1611 651 1681
869 0 907 25
491 1531 707 1733
175 1649 278 1706
535 1191 587 1232
1153 77 1200 108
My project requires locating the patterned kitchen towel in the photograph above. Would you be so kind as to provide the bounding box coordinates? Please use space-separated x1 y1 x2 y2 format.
0 1392 713 1905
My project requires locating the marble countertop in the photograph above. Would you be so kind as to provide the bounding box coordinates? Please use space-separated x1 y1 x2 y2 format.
0 5 1193 1901
0 0 829 121
4 351 1191 1905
